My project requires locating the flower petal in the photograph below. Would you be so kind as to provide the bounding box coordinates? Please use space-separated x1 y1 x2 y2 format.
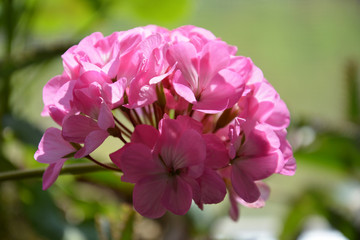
97 101 115 130
131 124 159 149
167 42 198 91
62 115 100 143
42 159 66 190
172 129 206 170
203 134 229 169
120 143 161 183
74 130 109 158
231 165 260 203
35 128 74 164
161 176 193 215
194 168 226 208
133 174 167 218
236 152 279 180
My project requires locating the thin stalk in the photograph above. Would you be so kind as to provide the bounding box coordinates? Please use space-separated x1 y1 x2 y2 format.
113 116 132 137
120 107 137 127
146 105 156 127
131 108 143 125
86 155 121 172
0 163 119 182
141 106 151 125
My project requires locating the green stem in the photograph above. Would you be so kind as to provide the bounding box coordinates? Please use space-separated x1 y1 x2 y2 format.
0 162 120 182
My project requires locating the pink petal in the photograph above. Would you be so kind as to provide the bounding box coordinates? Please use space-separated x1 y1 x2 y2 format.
133 175 167 218
231 165 260 203
194 168 226 208
48 105 67 126
42 159 66 190
265 99 290 130
238 181 270 208
280 156 296 176
120 143 161 183
199 41 230 88
172 72 197 103
155 118 183 155
140 33 162 59
62 115 100 143
161 176 193 215
102 78 126 108
74 130 109 158
109 143 134 169
131 125 159 149
229 188 240 221
167 42 199 91
35 128 74 164
161 129 206 171
149 63 177 85
203 134 229 169
236 152 279 181
97 101 115 130
193 74 239 114
175 115 203 133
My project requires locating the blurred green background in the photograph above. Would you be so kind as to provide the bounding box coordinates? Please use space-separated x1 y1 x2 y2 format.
1 0 360 239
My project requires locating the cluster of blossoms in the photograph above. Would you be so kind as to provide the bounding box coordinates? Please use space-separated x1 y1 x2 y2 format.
34 25 296 220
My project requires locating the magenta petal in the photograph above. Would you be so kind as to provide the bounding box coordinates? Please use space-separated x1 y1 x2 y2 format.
229 189 240 221
195 168 226 207
109 145 128 169
167 42 198 90
131 125 159 149
236 152 279 180
74 130 108 158
161 176 192 215
203 134 229 169
42 159 66 190
280 156 296 176
199 41 230 87
35 128 74 164
133 175 167 218
171 130 206 170
172 70 197 103
265 99 290 130
62 115 100 143
238 181 270 208
231 165 260 203
97 101 115 130
120 143 160 183
42 75 68 114
102 78 126 108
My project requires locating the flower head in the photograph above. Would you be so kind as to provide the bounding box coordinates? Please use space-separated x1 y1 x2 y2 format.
35 25 295 220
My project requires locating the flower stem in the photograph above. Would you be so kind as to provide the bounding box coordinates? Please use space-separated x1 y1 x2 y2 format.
0 162 120 182
86 155 122 172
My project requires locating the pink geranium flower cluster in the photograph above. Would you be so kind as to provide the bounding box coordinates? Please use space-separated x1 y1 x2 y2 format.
35 25 296 220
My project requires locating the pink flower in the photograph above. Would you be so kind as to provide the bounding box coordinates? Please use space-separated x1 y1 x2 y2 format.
34 128 76 190
41 73 74 125
192 134 229 209
228 118 280 203
167 40 245 113
114 117 206 218
228 179 270 221
62 100 115 158
36 25 296 221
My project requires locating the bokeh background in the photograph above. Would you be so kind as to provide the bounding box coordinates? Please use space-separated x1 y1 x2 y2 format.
1 0 360 239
